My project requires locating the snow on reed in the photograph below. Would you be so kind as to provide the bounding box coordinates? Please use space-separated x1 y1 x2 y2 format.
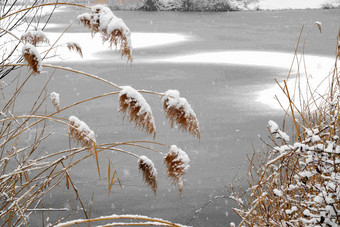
138 155 158 194
50 92 60 110
268 120 289 142
164 145 190 195
68 116 96 149
20 30 49 46
162 90 200 139
77 5 132 62
119 86 156 138
22 43 42 74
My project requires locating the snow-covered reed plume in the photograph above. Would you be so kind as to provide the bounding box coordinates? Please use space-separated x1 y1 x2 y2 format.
119 86 156 138
162 90 200 140
164 145 190 195
77 5 132 62
22 43 42 74
67 42 83 57
138 155 158 194
21 30 49 46
68 116 96 149
50 92 60 110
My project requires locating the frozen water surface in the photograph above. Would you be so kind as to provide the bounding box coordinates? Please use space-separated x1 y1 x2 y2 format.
7 6 339 226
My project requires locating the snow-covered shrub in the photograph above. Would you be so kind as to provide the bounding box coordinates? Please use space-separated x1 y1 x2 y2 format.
231 29 340 226
0 2 199 226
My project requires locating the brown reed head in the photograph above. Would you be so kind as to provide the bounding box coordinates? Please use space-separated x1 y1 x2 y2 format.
67 42 83 58
68 116 96 149
138 155 158 194
77 13 91 29
21 30 49 46
119 86 156 138
164 145 190 195
22 44 42 74
162 90 200 140
77 5 133 62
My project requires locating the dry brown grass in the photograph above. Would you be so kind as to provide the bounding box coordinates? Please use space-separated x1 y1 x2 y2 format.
231 27 340 226
0 3 198 226
66 42 83 58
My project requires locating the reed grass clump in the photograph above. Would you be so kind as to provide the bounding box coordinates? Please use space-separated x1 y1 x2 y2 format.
0 2 199 226
21 30 49 46
231 27 340 226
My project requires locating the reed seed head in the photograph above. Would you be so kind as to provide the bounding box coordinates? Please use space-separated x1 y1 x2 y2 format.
50 92 60 110
67 42 83 58
162 90 200 140
138 155 158 194
164 145 190 195
22 44 42 74
69 116 96 149
119 86 156 138
21 30 49 46
77 5 132 62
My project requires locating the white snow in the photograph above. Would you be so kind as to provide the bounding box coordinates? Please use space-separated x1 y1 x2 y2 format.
249 0 340 10
273 188 283 196
268 120 279 133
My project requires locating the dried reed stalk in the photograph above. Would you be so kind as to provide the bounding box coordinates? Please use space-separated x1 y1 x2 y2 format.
138 155 158 194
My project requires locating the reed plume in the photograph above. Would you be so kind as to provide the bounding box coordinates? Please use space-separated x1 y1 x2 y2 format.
22 43 42 74
162 90 200 140
69 116 96 149
67 42 83 57
77 5 132 62
21 30 49 46
50 92 60 111
119 86 156 138
164 145 190 195
138 155 158 194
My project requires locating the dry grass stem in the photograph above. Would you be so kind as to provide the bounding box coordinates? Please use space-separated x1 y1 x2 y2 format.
138 155 158 194
162 90 200 140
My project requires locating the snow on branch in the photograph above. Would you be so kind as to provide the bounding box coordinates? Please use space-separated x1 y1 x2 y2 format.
77 5 132 62
162 90 200 140
119 86 156 138
50 92 60 110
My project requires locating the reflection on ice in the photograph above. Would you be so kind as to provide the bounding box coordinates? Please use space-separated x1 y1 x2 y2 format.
148 51 334 110
42 32 192 61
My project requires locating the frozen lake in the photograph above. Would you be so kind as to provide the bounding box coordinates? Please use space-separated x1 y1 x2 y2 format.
10 6 339 226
